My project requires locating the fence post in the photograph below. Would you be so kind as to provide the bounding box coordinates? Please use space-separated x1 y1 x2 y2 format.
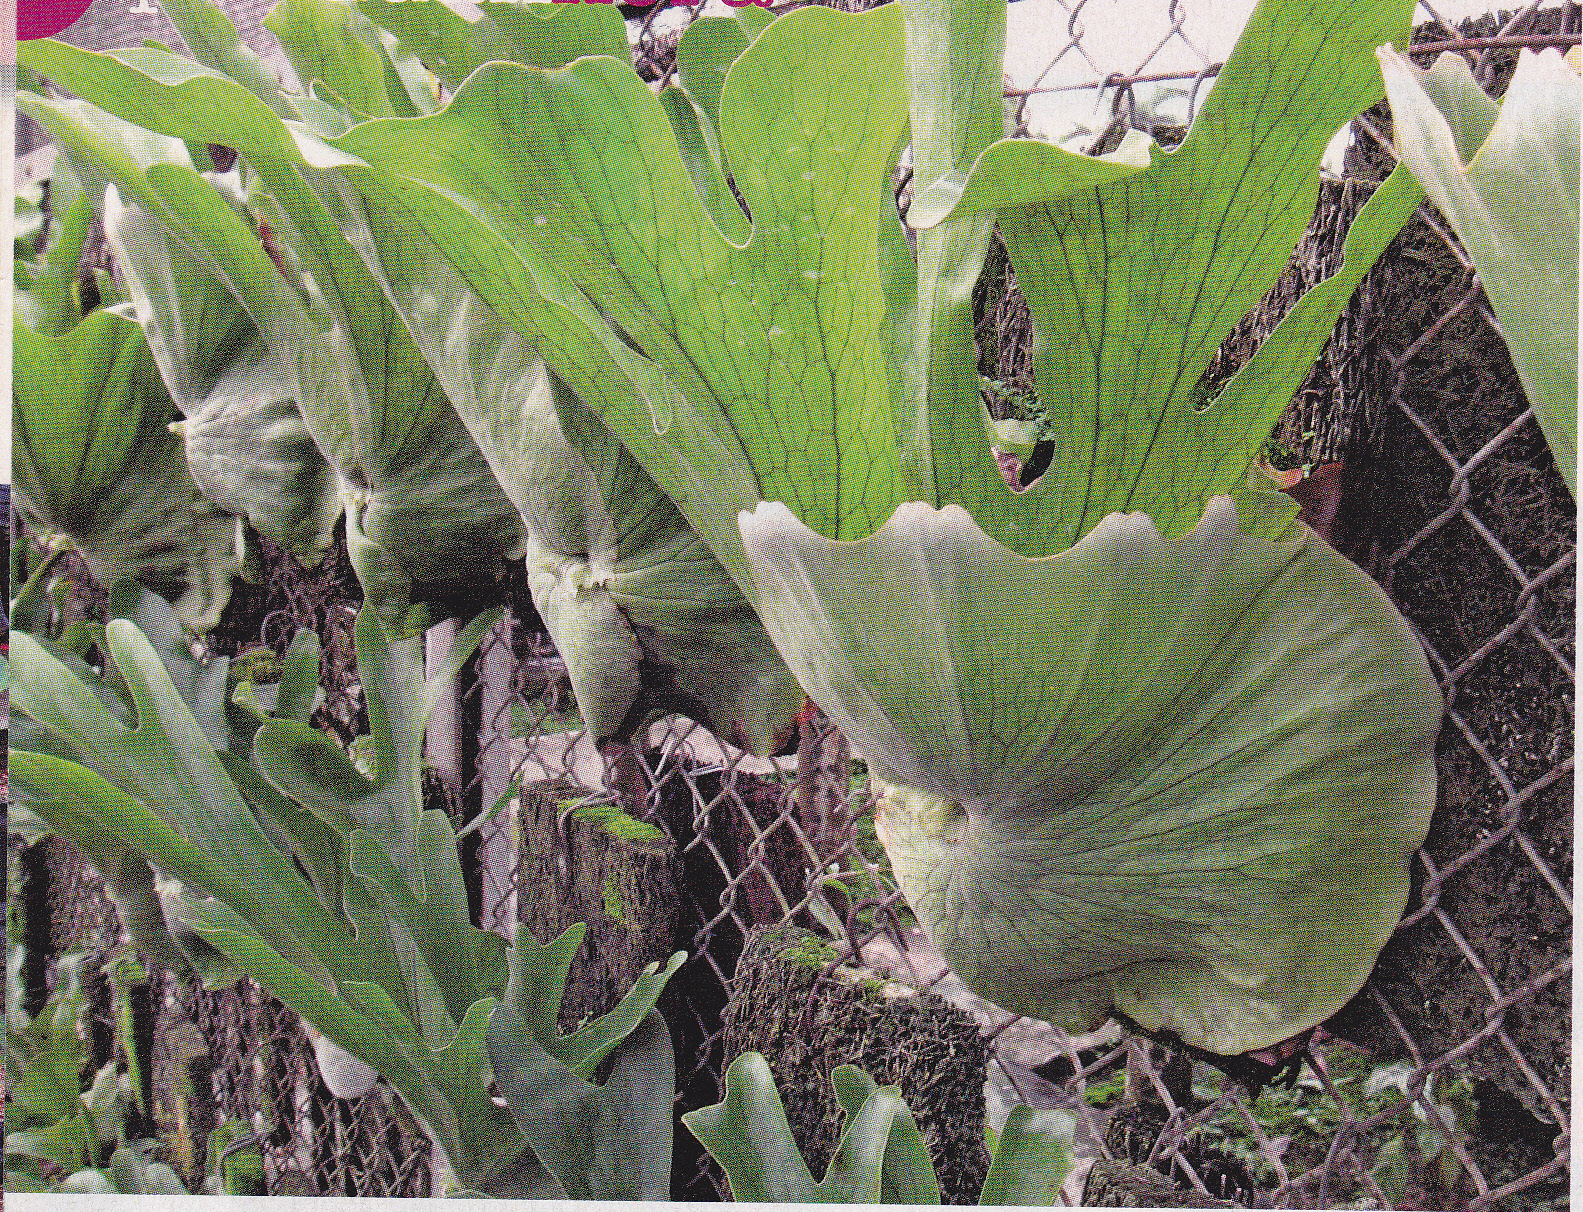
424 620 462 782
475 611 519 931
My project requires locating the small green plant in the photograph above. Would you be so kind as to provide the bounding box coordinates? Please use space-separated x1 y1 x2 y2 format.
1258 428 1320 475
9 587 681 1195
1181 1046 1477 1203
1080 1067 1128 1110
685 1051 1075 1205
1362 1062 1476 1207
3 948 262 1195
203 1119 268 1196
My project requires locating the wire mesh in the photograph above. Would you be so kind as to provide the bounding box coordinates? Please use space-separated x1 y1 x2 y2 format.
8 1 1574 1206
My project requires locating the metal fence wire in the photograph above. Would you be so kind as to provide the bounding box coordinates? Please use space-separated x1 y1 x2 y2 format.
8 1 1575 1207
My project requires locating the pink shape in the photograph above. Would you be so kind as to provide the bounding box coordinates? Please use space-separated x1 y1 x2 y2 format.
19 0 96 40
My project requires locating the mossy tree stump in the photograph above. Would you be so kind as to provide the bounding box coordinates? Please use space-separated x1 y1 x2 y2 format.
719 925 993 1205
515 779 685 1031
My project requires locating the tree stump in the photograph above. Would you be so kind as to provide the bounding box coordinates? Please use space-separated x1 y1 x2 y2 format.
719 925 993 1205
515 779 685 1030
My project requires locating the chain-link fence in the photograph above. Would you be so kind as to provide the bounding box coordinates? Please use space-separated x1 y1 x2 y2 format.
9 0 1574 1206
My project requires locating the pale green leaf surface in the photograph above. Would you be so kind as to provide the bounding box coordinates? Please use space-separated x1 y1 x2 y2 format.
484 922 684 1082
479 0 629 65
818 1089 904 1203
682 1052 821 1203
979 1106 1074 1205
335 870 450 1034
732 5 775 40
684 1052 916 1203
322 0 1415 568
17 191 93 334
322 127 802 749
914 0 1416 550
216 749 348 923
180 381 341 558
484 1006 674 1200
345 812 510 1026
7 1127 94 1175
358 0 626 92
658 85 752 245
551 950 685 1078
18 592 371 995
254 607 427 892
245 606 508 1035
185 919 463 1149
522 393 803 748
13 310 170 524
20 0 1446 1069
378 25 440 116
421 604 502 718
1411 48 1501 162
7 768 261 992
266 0 412 120
155 0 298 114
907 131 1153 229
1379 47 1578 493
738 496 1439 1052
278 628 325 722
900 0 1021 537
423 998 535 1192
102 186 265 409
503 923 586 1055
11 596 534 1191
103 190 340 557
17 39 304 160
106 584 230 745
674 16 750 138
358 0 509 88
12 304 245 631
108 1147 190 1195
58 1170 117 1194
326 5 912 581
17 93 304 347
830 1065 941 1205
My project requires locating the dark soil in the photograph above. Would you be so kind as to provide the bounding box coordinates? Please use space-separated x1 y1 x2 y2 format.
1329 171 1572 1120
1315 11 1576 1198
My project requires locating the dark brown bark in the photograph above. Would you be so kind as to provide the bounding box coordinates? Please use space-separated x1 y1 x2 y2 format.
515 778 685 1031
720 925 993 1206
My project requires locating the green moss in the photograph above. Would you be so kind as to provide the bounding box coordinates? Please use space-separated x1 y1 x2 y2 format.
600 871 628 926
770 928 841 970
570 801 668 850
227 646 284 686
1082 1069 1128 1109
